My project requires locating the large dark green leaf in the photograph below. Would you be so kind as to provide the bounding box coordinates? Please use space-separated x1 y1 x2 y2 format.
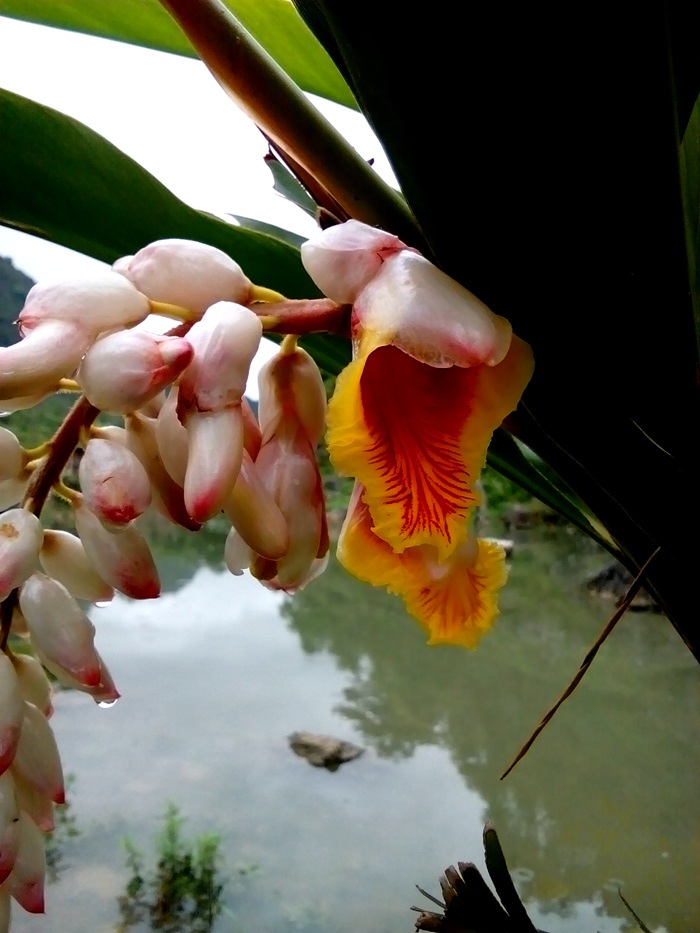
0 0 356 108
292 3 700 656
0 87 314 298
0 87 350 374
680 94 700 359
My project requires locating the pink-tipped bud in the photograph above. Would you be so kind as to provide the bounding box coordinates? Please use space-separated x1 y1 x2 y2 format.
253 422 329 592
0 429 23 484
79 439 152 529
11 772 54 834
9 811 46 913
11 702 64 805
177 302 262 414
39 530 114 604
0 510 44 603
155 391 188 487
10 655 52 720
224 452 288 561
0 656 24 777
184 408 244 523
258 345 326 447
300 219 407 304
126 412 200 532
73 499 161 599
0 772 20 883
19 573 102 687
115 239 251 315
19 272 150 339
77 330 193 414
36 649 119 707
0 320 90 401
224 529 253 576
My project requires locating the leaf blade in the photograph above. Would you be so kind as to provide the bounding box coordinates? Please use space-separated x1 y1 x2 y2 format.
0 0 356 108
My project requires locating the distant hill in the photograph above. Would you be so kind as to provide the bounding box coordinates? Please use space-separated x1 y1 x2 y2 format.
0 254 34 346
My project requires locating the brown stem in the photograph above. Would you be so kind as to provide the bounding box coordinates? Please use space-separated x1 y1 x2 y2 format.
157 0 426 250
500 547 660 780
21 395 99 517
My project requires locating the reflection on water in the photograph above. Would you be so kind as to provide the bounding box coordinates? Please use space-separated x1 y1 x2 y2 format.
14 526 699 933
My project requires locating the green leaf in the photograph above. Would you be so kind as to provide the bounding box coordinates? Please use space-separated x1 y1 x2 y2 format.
0 0 356 109
264 153 318 218
680 93 700 360
0 87 315 299
229 215 306 249
486 430 616 555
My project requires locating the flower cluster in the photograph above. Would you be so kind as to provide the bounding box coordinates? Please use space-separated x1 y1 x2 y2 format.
0 223 532 926
0 238 333 927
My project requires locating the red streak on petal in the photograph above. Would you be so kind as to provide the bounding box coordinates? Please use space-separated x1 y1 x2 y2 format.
360 345 476 544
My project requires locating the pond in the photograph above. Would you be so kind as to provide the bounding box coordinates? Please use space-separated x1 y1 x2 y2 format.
13 523 700 933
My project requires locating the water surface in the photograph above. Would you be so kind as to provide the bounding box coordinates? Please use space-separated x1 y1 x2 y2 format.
14 526 699 932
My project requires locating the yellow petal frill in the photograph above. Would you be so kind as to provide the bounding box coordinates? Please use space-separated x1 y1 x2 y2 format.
338 486 508 648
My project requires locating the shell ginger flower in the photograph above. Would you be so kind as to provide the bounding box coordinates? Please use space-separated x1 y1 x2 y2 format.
301 220 534 563
301 220 533 646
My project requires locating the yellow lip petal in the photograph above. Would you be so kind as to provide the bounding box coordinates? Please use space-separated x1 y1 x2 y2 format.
337 488 508 648
328 336 533 560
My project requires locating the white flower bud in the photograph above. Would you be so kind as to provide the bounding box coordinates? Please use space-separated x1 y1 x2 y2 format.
11 702 64 805
258 345 326 447
125 412 199 531
115 239 251 315
38 649 119 707
19 573 102 687
77 330 193 414
39 530 114 604
179 302 262 412
223 452 288 560
0 320 90 401
183 408 244 523
155 391 188 487
224 529 253 576
11 655 52 719
19 271 150 339
73 499 160 600
79 438 152 530
0 772 20 884
0 510 43 603
0 655 24 778
11 771 54 833
9 810 46 914
0 429 23 484
301 219 407 304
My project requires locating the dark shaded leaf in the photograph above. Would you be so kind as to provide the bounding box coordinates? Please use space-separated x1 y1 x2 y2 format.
290 2 700 657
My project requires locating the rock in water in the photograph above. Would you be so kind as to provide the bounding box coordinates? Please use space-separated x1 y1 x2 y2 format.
288 731 364 771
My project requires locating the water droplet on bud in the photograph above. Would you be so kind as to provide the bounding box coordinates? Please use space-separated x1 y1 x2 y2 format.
94 601 111 609
97 698 118 709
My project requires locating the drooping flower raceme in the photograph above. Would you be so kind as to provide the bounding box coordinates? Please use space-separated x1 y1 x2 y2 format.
0 225 531 928
302 219 534 646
